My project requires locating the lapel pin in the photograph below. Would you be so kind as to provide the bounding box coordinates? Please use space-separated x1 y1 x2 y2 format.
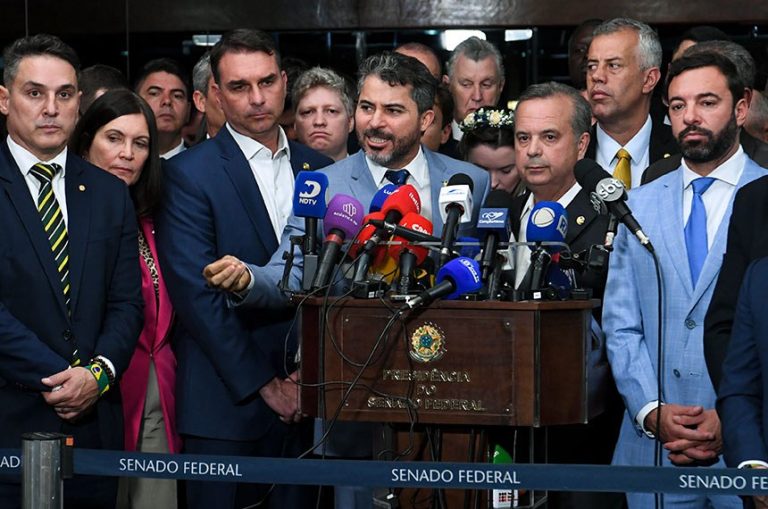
302 162 310 170
576 215 585 225
78 184 86 192
663 153 671 158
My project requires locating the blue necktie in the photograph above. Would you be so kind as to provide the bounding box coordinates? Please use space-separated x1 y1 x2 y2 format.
384 169 410 186
684 177 716 286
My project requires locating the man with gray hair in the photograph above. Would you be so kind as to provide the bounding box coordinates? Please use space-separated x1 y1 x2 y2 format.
448 36 505 142
292 66 354 161
508 82 624 509
191 51 225 139
586 17 679 188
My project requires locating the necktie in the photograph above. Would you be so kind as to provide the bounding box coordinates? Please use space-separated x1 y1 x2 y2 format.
684 177 716 286
384 169 410 186
614 148 632 189
29 162 71 311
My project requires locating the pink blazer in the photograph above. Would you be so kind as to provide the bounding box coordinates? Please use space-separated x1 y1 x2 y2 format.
120 217 181 453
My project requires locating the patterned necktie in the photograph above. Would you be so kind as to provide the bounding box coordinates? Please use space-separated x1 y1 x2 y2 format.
384 169 410 186
614 148 632 189
29 162 71 311
684 177 716 286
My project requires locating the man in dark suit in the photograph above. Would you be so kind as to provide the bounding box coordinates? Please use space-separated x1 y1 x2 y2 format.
585 18 679 188
509 81 624 509
0 35 143 508
155 29 331 509
718 257 768 509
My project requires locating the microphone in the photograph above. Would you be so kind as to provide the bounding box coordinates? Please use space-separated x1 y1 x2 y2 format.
388 213 433 294
477 190 515 281
369 219 441 244
517 201 568 294
292 171 329 255
311 194 364 290
350 212 388 283
369 184 399 213
404 257 482 310
438 173 474 267
574 159 654 253
363 184 421 253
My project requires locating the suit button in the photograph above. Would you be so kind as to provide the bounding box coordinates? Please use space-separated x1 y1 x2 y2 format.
685 319 696 330
62 329 72 341
673 369 681 378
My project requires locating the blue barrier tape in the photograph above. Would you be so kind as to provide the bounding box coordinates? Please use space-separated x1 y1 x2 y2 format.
2 448 768 494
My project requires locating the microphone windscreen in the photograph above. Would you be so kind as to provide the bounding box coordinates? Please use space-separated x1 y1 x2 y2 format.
388 212 433 264
369 184 399 213
574 159 611 193
323 194 364 238
382 184 421 217
436 256 482 300
349 211 388 265
447 172 474 192
526 201 568 244
293 171 329 219
457 236 481 259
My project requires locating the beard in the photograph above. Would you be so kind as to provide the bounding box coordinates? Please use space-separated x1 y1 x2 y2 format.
359 127 421 168
677 114 739 164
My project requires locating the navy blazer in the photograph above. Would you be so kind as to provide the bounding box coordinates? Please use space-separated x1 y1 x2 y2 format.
155 127 331 441
0 140 143 450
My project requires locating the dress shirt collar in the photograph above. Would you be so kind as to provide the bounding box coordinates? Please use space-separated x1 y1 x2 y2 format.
366 146 429 189
521 181 582 217
226 123 291 162
681 145 745 189
7 135 68 178
451 119 464 141
160 139 186 159
596 114 652 166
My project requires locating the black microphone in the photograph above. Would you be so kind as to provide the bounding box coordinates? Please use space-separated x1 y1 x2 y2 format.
574 159 654 253
477 190 514 281
369 219 441 244
438 173 474 267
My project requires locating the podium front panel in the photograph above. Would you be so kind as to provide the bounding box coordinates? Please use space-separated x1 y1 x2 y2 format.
298 298 604 427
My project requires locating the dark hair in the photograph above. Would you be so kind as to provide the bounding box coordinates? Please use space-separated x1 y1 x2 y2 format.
665 51 746 105
210 29 280 85
568 18 603 52
357 51 437 115
134 58 191 98
434 84 454 129
458 124 515 160
683 40 756 90
517 81 592 138
282 57 310 111
71 89 162 217
679 26 730 45
79 64 128 114
3 34 80 86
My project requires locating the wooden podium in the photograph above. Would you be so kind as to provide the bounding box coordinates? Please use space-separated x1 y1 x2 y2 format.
298 297 608 427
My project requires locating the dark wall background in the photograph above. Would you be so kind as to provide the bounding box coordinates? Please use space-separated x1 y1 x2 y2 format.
1 0 767 98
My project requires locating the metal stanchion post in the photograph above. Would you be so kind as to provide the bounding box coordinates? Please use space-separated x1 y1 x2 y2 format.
21 432 67 509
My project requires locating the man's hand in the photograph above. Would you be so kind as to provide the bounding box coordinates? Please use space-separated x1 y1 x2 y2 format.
41 367 99 421
203 255 251 293
755 496 768 509
259 372 301 423
644 404 713 444
665 409 722 465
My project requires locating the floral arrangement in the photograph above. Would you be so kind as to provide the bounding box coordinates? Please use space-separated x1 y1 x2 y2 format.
459 108 515 132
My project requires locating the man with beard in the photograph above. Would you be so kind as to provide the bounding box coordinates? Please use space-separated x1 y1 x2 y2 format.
203 51 489 304
603 51 766 509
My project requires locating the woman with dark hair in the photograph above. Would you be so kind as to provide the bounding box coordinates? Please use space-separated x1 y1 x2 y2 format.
71 89 180 509
458 108 525 195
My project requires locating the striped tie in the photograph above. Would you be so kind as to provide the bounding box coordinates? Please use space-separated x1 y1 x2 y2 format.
29 162 71 312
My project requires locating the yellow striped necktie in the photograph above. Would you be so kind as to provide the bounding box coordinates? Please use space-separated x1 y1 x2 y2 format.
29 162 71 312
614 148 632 189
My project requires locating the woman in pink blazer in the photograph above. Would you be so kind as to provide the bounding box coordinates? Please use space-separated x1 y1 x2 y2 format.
71 89 181 509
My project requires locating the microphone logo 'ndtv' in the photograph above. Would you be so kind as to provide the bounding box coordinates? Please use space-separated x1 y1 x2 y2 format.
297 180 322 206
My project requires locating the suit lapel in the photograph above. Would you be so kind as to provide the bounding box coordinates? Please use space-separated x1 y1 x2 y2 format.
657 172 693 298
346 152 379 205
649 121 678 164
425 150 449 233
565 189 598 245
0 145 69 318
64 155 91 315
217 129 278 254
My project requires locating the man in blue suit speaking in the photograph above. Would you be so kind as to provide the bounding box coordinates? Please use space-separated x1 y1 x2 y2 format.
155 29 332 509
0 35 143 508
603 51 767 508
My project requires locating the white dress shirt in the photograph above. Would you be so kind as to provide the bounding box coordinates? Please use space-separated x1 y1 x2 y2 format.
226 123 295 240
596 115 652 189
8 136 69 225
451 120 464 142
160 139 186 160
513 182 582 288
365 147 433 222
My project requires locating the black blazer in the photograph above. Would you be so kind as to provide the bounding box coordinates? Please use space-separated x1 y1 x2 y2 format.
704 174 768 391
586 118 680 184
642 130 768 185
